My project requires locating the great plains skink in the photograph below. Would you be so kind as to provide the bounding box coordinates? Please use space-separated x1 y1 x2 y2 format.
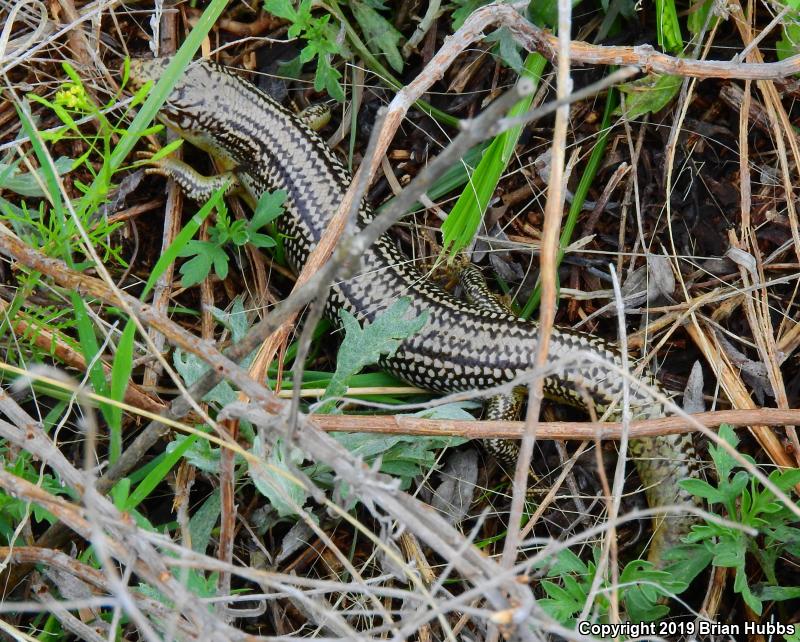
129 57 701 562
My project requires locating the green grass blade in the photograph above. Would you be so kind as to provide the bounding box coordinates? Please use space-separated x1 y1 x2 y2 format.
103 0 230 180
376 142 488 216
108 321 135 463
123 434 198 511
655 0 683 52
440 53 547 257
15 103 70 260
520 88 618 318
70 294 113 425
142 186 225 300
107 185 224 460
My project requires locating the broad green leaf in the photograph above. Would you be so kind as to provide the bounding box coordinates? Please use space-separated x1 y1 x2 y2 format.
249 438 308 517
177 250 213 287
734 565 762 614
777 18 800 61
712 533 746 568
251 190 287 230
745 479 783 518
0 157 73 197
720 470 750 504
351 0 404 72
264 0 296 20
178 240 229 286
769 467 800 491
228 220 250 246
709 424 742 483
315 56 345 102
618 73 682 120
277 55 304 79
678 477 725 504
562 575 588 605
619 560 680 622
485 27 523 71
660 544 714 589
248 232 276 249
530 548 588 576
655 0 682 52
320 298 428 411
683 523 727 542
540 579 584 619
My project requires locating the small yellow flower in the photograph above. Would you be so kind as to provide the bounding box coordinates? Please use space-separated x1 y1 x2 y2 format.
55 83 89 112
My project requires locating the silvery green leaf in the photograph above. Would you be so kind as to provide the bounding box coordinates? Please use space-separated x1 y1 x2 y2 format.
249 437 308 518
210 296 249 343
431 448 478 525
412 400 480 420
0 156 73 197
167 434 220 473
276 520 315 564
189 490 221 554
173 347 207 386
174 347 237 406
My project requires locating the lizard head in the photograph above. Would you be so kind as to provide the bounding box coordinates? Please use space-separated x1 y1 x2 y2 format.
127 56 256 165
127 57 235 134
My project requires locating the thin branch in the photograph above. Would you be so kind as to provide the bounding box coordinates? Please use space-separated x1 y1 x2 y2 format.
0 231 529 612
499 0 572 582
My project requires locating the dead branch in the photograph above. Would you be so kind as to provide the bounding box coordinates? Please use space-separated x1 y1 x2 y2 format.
0 230 532 614
304 402 800 442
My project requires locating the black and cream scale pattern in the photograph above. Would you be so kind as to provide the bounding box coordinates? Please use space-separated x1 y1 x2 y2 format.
130 57 702 561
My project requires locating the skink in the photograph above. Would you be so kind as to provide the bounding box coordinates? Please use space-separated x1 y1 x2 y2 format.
129 57 701 562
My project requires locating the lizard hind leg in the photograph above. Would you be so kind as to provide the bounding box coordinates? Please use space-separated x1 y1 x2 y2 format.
457 263 512 315
143 153 239 202
455 262 538 490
